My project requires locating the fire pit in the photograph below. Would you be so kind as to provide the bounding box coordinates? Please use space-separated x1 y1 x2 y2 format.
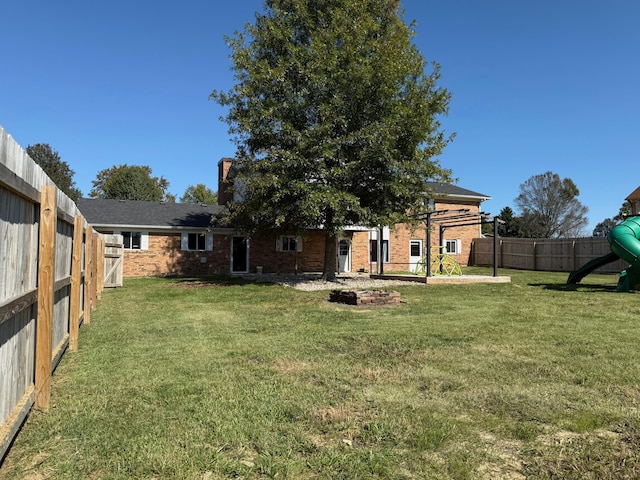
329 289 400 306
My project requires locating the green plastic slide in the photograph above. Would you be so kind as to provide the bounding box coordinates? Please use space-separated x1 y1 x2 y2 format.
608 216 640 292
567 216 640 292
566 251 619 285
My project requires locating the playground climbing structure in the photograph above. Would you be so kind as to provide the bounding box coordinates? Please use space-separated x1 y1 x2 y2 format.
567 215 640 292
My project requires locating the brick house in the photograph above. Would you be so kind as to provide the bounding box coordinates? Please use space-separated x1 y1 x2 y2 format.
627 186 640 215
78 160 490 277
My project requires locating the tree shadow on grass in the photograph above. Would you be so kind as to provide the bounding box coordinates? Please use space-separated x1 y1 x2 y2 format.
530 282 621 293
171 275 277 288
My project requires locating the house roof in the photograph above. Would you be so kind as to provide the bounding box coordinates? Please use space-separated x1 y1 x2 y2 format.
426 182 491 202
77 181 489 230
77 198 224 230
626 186 640 201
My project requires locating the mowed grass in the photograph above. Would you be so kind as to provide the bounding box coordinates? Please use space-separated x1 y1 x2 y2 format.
3 269 640 479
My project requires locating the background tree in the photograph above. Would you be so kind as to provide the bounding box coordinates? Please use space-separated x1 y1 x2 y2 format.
26 143 81 201
180 184 217 204
592 201 631 237
497 206 522 237
514 171 588 238
89 165 174 202
212 0 452 280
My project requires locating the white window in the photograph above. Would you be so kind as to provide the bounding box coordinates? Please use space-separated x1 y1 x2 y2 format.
410 240 421 257
181 232 213 251
119 231 148 250
277 235 302 252
444 239 462 255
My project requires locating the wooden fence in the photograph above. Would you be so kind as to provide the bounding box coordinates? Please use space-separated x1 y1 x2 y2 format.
0 126 121 462
471 237 628 274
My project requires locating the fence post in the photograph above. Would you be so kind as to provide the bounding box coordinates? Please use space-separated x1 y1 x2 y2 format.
69 215 84 352
84 226 93 324
91 231 99 310
97 237 105 299
35 185 56 410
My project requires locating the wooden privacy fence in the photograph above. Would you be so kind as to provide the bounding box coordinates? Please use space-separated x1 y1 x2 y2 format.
471 237 628 274
0 126 122 462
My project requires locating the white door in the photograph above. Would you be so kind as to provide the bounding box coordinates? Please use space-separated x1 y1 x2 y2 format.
337 239 351 273
410 240 423 273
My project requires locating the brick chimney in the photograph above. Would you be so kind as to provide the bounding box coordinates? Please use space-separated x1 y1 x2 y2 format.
218 158 234 206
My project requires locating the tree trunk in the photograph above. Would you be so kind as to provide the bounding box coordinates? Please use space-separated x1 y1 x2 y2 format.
322 231 337 281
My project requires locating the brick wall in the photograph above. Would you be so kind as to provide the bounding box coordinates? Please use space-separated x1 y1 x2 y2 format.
430 201 482 266
118 201 482 277
123 233 234 277
122 230 333 277
351 231 370 272
248 231 326 274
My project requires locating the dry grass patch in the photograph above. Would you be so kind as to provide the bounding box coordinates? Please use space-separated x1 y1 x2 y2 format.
271 358 311 375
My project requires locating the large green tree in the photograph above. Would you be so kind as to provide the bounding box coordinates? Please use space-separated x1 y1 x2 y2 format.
514 171 588 238
26 143 81 201
180 184 217 204
212 0 452 280
89 165 174 202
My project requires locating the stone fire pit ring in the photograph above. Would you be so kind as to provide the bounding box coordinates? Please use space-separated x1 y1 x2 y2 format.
329 289 401 306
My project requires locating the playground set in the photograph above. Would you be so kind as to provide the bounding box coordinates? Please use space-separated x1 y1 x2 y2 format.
567 187 640 292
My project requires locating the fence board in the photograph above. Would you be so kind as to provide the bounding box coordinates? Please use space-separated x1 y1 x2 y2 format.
104 236 124 288
1 124 115 462
69 216 84 351
472 237 629 274
35 185 56 409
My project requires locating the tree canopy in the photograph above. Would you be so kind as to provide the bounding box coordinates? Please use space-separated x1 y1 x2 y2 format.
180 184 217 204
497 206 523 237
89 165 174 202
26 143 81 201
514 171 588 238
211 0 452 279
592 201 631 237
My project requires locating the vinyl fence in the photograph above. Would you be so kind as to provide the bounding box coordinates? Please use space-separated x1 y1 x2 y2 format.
471 237 628 274
0 126 120 462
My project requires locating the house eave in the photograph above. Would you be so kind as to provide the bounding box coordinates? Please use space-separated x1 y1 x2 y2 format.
435 194 492 203
87 223 233 233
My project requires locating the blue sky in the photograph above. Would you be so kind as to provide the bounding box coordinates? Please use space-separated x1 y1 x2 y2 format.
1 1 639 233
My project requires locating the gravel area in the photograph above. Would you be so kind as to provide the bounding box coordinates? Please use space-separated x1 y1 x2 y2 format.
242 272 414 291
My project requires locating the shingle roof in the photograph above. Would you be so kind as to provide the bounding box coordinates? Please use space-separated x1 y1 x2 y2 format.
77 182 489 229
425 181 491 201
77 198 224 229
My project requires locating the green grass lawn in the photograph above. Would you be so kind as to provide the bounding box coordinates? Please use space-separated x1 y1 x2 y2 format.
3 269 640 479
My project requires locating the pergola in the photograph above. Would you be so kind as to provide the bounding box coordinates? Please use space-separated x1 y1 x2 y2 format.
417 209 504 277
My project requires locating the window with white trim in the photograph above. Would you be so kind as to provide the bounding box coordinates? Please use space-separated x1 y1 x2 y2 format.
181 232 214 251
277 235 302 252
444 239 462 255
120 231 148 250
